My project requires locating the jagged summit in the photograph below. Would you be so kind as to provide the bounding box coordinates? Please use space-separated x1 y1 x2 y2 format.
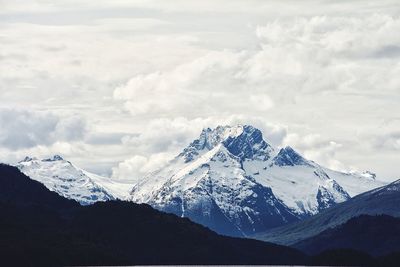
180 125 274 163
360 170 377 180
19 156 38 163
222 125 274 161
273 146 310 167
20 155 64 163
43 154 64 162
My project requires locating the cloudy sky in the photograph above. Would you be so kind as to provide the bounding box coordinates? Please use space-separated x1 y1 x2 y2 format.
0 0 399 181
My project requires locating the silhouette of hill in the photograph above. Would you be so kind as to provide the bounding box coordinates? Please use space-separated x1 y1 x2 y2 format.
294 215 400 256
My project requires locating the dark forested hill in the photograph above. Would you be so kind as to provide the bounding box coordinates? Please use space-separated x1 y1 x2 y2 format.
0 163 78 209
294 215 400 256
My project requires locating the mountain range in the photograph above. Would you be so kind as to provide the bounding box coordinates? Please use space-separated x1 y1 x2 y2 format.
17 125 388 237
254 179 400 250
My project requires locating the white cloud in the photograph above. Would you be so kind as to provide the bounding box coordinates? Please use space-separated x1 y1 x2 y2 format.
372 131 400 151
1 0 399 180
53 115 88 141
113 51 276 118
114 13 400 122
112 153 172 181
112 155 148 181
284 132 348 171
120 117 204 153
119 115 287 154
0 108 87 149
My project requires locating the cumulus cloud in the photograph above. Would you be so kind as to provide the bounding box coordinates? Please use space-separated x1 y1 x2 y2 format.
108 12 400 179
119 115 287 155
113 51 275 118
120 117 205 153
283 133 348 171
114 14 400 120
53 116 88 141
372 131 400 151
0 108 87 149
249 15 400 100
112 153 172 181
1 1 400 180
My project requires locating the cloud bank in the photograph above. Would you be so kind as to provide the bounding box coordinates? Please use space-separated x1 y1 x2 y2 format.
0 0 399 180
0 108 87 149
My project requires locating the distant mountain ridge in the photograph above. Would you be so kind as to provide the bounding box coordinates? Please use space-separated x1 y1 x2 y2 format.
129 125 387 236
294 214 400 257
254 179 400 246
17 155 133 205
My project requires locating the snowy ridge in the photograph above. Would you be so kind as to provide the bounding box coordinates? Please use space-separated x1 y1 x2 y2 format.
323 168 386 197
132 142 299 236
17 155 133 205
130 124 387 236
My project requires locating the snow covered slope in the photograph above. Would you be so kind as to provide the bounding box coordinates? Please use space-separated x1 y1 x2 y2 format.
17 155 133 205
130 125 387 236
254 179 400 246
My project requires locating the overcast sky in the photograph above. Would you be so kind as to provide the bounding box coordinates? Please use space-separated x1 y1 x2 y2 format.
0 0 399 181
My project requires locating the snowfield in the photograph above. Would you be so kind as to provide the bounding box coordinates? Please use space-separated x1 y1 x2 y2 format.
17 155 133 205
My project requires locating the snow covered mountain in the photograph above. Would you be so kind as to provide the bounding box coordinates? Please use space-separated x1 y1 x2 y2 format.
17 155 133 205
255 179 400 246
129 125 387 237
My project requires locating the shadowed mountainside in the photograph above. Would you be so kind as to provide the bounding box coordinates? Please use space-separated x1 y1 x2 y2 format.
294 215 400 256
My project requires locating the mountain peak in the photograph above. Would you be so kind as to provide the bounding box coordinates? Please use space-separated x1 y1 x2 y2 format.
222 125 273 161
273 146 310 167
360 171 377 180
16 155 123 205
19 156 38 163
180 125 273 162
200 125 245 147
42 155 64 162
